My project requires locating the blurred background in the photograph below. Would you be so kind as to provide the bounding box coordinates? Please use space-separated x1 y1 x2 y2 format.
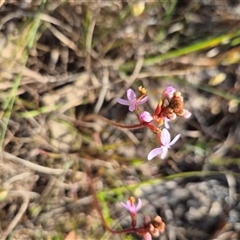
0 1 240 239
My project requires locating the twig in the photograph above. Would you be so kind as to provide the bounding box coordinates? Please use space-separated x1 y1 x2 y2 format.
0 10 24 30
2 151 72 176
39 176 57 203
118 128 140 145
1 191 30 239
9 190 40 200
94 67 109 114
85 6 100 73
225 173 237 208
4 172 35 186
48 24 80 54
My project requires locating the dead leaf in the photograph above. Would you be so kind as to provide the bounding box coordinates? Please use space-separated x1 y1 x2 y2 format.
208 73 226 86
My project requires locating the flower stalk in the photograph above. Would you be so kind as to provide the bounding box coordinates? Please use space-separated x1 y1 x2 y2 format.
83 85 192 240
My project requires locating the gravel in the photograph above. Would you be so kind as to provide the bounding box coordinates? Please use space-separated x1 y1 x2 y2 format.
135 177 240 240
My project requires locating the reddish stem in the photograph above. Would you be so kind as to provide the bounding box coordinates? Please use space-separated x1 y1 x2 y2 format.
78 114 144 130
86 163 147 235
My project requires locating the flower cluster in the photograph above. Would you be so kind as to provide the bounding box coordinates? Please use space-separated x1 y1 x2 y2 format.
121 196 165 240
117 86 191 160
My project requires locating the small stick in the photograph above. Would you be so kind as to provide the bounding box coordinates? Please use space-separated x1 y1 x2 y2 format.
2 151 72 176
1 191 30 239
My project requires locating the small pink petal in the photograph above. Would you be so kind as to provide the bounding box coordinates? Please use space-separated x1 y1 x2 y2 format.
162 86 176 99
161 128 171 146
139 111 153 123
127 88 136 101
120 202 129 210
160 147 168 159
148 147 163 160
135 198 142 211
137 96 149 105
164 118 170 129
116 98 130 106
129 104 136 112
169 134 181 146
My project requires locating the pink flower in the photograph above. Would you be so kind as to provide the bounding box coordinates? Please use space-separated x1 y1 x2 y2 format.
162 86 176 100
116 88 148 112
147 128 181 160
121 197 142 215
139 111 153 123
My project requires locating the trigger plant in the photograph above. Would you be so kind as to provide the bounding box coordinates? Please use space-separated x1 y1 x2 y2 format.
82 85 191 239
116 86 191 160
91 85 191 160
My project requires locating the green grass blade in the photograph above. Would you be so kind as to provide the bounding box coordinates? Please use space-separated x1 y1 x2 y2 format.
0 3 45 150
119 29 240 72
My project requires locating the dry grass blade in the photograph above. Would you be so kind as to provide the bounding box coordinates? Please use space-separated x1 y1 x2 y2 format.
1 191 30 239
48 24 80 54
2 152 72 176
